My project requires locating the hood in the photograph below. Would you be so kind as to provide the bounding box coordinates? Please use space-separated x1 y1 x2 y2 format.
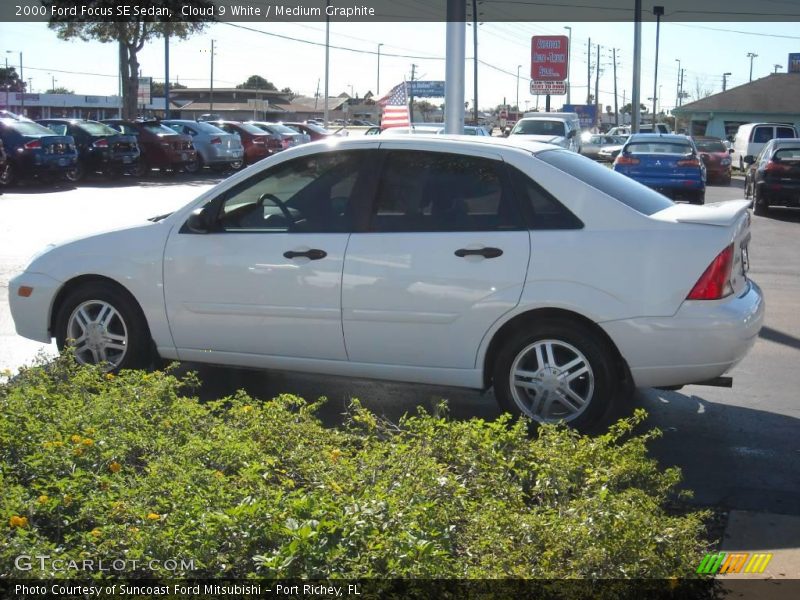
512 134 566 144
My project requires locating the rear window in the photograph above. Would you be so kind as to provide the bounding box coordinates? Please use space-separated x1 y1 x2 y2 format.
512 120 566 136
625 141 693 155
191 121 227 134
537 149 675 216
10 121 58 135
234 123 269 135
142 123 178 135
265 124 300 135
774 148 800 160
694 140 726 152
79 121 120 136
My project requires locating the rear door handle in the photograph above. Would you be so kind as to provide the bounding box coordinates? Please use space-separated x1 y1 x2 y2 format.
454 247 504 259
283 249 327 260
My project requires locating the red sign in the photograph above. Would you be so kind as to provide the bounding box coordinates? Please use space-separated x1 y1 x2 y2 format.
531 35 569 81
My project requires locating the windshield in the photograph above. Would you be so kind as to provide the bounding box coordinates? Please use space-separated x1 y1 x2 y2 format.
79 121 121 136
538 149 674 216
694 140 726 152
625 141 693 155
512 120 566 136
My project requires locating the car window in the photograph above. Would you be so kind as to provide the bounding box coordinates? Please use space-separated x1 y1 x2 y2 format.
777 127 797 139
371 150 522 232
79 121 120 136
752 127 774 144
512 120 566 136
44 123 69 136
774 147 800 160
10 121 57 135
508 166 583 230
142 123 176 135
538 149 674 216
215 151 367 233
694 140 726 152
625 142 692 155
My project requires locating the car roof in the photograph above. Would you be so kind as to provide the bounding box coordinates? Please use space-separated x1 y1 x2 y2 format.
626 133 691 142
771 138 800 145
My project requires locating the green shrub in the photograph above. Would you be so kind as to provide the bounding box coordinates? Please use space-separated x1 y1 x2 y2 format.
0 355 710 579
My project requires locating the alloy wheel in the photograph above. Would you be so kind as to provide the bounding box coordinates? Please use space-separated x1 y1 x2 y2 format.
65 299 129 369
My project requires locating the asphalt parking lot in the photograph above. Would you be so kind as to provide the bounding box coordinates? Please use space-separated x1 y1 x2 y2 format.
1 172 798 516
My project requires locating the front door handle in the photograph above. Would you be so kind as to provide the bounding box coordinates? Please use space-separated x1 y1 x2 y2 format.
454 247 503 259
283 249 327 260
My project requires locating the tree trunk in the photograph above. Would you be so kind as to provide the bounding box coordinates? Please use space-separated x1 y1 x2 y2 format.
119 41 140 119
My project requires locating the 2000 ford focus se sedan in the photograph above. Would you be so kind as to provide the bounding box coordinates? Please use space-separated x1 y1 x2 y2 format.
9 136 764 431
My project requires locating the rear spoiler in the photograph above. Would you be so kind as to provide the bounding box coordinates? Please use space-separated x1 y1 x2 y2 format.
651 200 750 227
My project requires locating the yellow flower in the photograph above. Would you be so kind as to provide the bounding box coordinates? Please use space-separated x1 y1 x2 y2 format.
329 448 342 463
146 512 161 521
82 438 94 446
85 427 96 435
63 494 73 506
241 405 253 413
105 373 115 380
37 495 49 505
109 462 121 473
162 419 172 428
128 526 140 534
52 441 64 447
329 481 342 493
73 447 84 456
213 470 224 479
90 528 102 538
70 435 82 444
9 515 28 528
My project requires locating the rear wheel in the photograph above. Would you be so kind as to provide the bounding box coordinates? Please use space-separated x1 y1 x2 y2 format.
132 160 148 178
64 160 85 183
492 319 619 433
183 157 200 174
690 190 705 205
0 163 15 187
753 187 770 216
55 282 151 372
230 159 244 171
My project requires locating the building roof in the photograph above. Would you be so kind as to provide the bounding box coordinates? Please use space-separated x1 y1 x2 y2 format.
175 101 287 113
284 96 350 112
674 73 800 116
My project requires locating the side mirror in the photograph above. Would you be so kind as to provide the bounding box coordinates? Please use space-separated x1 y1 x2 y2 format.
185 207 214 233
743 155 755 165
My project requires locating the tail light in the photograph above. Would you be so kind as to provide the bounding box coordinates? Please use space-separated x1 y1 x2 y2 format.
677 157 701 167
687 244 734 300
614 154 639 166
23 139 42 150
764 161 790 174
210 137 221 145
93 138 109 148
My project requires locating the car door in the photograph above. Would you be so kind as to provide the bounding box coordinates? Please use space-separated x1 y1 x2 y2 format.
163 149 374 363
341 146 530 369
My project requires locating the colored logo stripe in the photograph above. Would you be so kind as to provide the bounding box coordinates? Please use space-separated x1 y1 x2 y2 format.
697 552 773 574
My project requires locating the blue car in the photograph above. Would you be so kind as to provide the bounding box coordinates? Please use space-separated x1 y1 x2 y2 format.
0 117 78 186
613 134 706 204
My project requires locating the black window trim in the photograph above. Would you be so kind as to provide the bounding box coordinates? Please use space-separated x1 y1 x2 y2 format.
505 163 585 231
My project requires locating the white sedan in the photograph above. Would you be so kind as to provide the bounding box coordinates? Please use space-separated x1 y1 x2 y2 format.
8 136 764 431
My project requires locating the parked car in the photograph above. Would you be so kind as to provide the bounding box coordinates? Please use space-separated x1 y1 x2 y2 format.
37 119 140 181
731 122 799 172
208 120 283 166
349 119 377 126
0 139 7 187
245 122 307 149
509 116 581 152
281 121 340 142
580 134 626 160
693 136 733 185
743 138 800 216
102 119 197 175
0 118 78 185
613 134 706 204
9 136 762 432
596 136 628 162
161 120 244 171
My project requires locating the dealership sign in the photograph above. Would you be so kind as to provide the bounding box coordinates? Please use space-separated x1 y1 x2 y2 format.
531 35 569 81
531 81 566 95
789 53 800 73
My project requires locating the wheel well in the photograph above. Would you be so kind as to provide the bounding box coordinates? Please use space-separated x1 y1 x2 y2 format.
481 307 632 391
49 275 152 342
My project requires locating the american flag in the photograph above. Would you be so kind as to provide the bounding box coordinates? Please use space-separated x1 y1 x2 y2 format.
379 82 410 129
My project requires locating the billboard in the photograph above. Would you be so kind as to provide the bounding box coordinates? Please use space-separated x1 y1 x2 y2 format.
531 81 567 95
137 77 152 105
562 104 598 129
408 81 445 97
789 53 800 73
531 35 569 81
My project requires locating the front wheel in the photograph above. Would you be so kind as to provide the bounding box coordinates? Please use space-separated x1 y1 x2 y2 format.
55 282 151 372
492 319 619 432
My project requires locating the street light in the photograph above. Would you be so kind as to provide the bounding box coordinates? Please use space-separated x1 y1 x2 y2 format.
376 43 383 96
747 52 758 82
722 72 731 92
564 26 572 105
774 64 783 73
516 64 521 115
652 6 664 125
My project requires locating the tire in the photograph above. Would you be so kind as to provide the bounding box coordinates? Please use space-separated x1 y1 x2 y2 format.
64 160 85 183
690 190 705 205
230 159 244 171
492 318 619 432
753 187 769 216
132 160 148 178
1 163 16 187
183 157 200 174
55 282 151 372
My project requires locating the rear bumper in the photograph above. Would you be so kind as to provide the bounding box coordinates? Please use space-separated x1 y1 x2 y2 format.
756 181 800 205
600 280 764 388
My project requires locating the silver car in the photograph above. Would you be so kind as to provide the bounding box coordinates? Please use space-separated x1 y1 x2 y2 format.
162 120 244 170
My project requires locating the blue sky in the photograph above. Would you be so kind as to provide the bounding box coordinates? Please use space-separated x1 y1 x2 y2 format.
1 20 798 112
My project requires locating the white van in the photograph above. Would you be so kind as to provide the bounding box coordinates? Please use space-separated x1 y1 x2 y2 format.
732 123 799 170
513 112 582 152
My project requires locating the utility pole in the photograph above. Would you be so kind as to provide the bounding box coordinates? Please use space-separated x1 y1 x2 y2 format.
613 48 619 126
209 40 215 113
324 0 330 127
19 52 24 114
722 72 731 92
377 43 383 97
747 52 758 82
410 63 416 124
679 68 685 106
594 43 600 129
675 58 681 109
564 26 572 105
444 0 465 134
586 37 592 104
652 6 664 126
515 64 521 113
631 0 642 133
164 30 170 119
314 78 320 111
472 0 478 124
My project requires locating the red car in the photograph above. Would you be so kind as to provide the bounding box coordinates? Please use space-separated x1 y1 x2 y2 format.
102 119 198 175
693 136 733 185
281 121 341 142
208 121 283 166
